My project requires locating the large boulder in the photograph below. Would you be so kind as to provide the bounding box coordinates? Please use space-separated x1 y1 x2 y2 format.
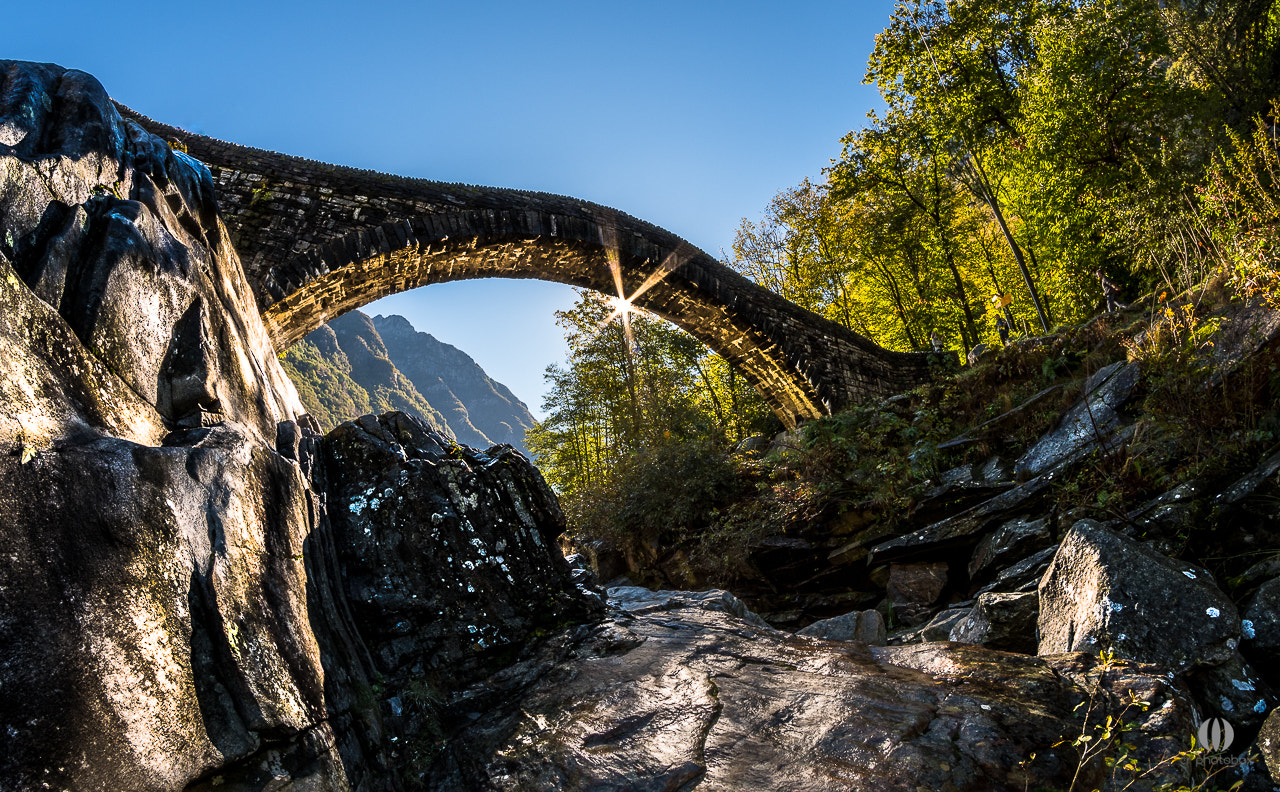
320 412 602 697
0 425 342 790
0 60 302 445
1038 520 1239 671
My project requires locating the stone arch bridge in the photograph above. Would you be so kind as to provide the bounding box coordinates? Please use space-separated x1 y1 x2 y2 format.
120 106 936 429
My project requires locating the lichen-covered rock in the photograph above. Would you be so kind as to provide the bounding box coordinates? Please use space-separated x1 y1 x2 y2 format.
320 412 601 696
950 591 1039 654
1186 652 1277 728
0 60 603 791
1038 520 1239 671
1041 651 1198 792
1243 577 1280 678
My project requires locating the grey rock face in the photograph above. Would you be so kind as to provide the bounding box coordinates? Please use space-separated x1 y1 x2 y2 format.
1015 361 1140 479
796 609 887 645
0 60 302 444
868 470 1057 565
950 591 1039 654
0 425 341 791
1038 520 1239 671
0 60 601 791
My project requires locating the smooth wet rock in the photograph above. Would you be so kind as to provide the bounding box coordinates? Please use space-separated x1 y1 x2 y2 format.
0 60 302 445
0 425 339 790
968 515 1053 582
796 609 886 645
425 593 1198 792
951 591 1039 654
607 585 771 630
1038 520 1239 671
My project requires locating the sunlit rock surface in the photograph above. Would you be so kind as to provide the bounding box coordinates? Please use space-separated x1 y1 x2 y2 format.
425 591 1197 792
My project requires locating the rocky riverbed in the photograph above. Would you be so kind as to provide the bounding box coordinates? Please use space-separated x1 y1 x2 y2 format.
0 59 1277 791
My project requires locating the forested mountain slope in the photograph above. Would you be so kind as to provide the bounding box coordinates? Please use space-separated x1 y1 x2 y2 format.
280 310 535 455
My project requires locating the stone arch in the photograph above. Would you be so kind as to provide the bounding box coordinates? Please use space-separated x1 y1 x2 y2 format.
262 209 838 428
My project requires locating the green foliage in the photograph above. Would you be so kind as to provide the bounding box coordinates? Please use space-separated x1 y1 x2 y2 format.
528 291 779 577
278 337 373 431
727 0 1280 353
1038 650 1247 792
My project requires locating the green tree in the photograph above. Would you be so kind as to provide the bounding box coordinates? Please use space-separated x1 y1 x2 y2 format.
527 291 777 509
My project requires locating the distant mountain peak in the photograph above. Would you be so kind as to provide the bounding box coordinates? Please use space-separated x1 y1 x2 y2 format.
281 310 535 456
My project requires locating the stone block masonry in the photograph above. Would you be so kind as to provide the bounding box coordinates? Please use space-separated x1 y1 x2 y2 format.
118 104 936 428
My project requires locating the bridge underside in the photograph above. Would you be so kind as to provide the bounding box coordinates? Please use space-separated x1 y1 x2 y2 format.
263 220 833 428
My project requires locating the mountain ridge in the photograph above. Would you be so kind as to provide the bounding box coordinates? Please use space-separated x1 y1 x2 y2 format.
280 310 535 456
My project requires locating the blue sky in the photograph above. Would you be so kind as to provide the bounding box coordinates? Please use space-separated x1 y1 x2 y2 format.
4 1 896 415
